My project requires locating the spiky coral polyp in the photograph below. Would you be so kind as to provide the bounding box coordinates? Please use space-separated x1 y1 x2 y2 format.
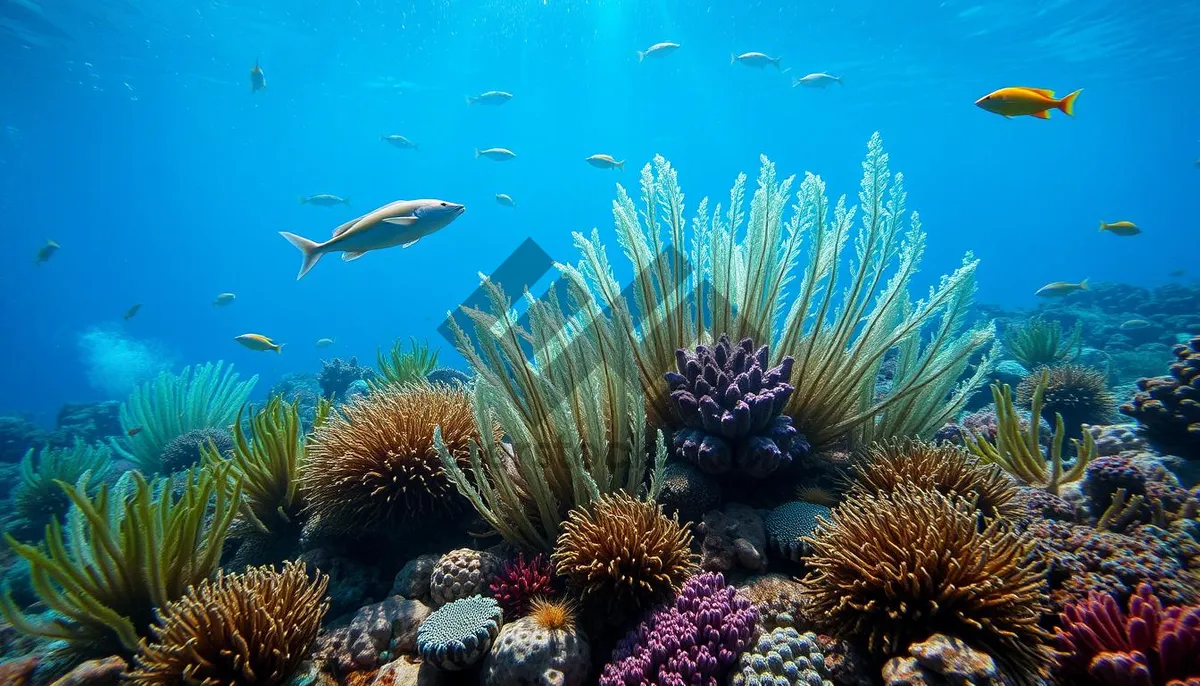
552 492 696 612
803 485 1053 683
302 383 482 533
127 561 328 685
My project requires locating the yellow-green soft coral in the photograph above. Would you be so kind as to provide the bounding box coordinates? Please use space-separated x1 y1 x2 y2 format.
0 465 240 655
376 337 439 388
11 440 111 536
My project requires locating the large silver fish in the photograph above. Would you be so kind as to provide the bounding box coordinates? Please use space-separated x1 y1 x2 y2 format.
280 199 465 279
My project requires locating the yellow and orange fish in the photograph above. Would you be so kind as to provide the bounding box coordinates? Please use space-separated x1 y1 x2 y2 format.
235 333 283 353
975 87 1081 119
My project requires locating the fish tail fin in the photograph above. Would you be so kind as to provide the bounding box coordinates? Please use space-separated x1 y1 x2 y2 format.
474 148 481 158
616 160 625 170
637 50 646 63
730 52 736 65
1080 278 1090 290
772 56 782 70
466 96 475 106
275 343 285 354
1059 89 1082 116
835 75 844 85
791 77 801 87
299 196 307 204
343 197 350 207
1099 222 1107 232
279 231 323 280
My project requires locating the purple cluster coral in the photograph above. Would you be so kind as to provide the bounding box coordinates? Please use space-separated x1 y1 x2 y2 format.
599 572 759 686
1054 582 1200 685
665 335 803 477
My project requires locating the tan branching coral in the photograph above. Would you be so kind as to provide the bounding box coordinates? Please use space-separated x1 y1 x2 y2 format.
552 491 696 611
126 560 328 685
303 383 486 533
803 485 1053 684
849 438 1021 521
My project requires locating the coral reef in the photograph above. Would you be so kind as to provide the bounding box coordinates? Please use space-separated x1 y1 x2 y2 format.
655 460 722 524
0 466 238 655
318 356 376 399
1054 582 1200 685
392 553 440 605
598 572 759 686
302 383 484 535
125 560 328 685
429 548 501 608
53 401 122 446
1017 364 1116 437
730 627 833 686
0 415 47 464
1083 454 1191 526
1002 315 1082 370
738 573 811 633
488 553 556 617
803 485 1053 682
665 335 800 477
882 633 1005 686
481 613 591 686
552 492 696 612
1087 422 1148 456
160 426 232 472
849 438 1021 521
376 338 439 388
416 595 503 671
1120 335 1200 458
266 372 323 431
11 439 111 536
312 595 431 674
763 500 830 563
696 503 768 574
108 361 256 473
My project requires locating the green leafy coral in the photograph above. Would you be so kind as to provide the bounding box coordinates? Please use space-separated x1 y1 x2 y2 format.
0 466 240 655
11 440 111 536
1002 316 1081 370
109 361 258 473
376 337 439 387
964 369 1095 495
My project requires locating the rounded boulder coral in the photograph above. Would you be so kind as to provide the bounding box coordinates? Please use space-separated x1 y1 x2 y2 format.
301 383 485 533
804 484 1054 683
1017 364 1116 436
416 595 503 671
430 548 502 608
850 438 1022 522
160 426 233 472
552 491 696 612
482 611 590 686
126 560 329 685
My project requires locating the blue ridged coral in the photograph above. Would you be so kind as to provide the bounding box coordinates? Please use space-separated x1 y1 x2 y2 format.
665 335 802 477
764 501 830 562
416 595 503 671
731 627 833 686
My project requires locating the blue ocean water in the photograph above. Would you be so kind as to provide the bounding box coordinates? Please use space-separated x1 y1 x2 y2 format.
0 0 1196 420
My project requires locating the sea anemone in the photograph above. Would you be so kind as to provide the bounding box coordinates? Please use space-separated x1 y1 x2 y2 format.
1017 364 1116 437
803 484 1053 683
301 383 486 534
528 596 578 632
126 561 328 685
849 438 1022 522
551 491 697 612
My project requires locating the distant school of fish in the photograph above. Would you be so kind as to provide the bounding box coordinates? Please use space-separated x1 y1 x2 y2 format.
31 44 1192 355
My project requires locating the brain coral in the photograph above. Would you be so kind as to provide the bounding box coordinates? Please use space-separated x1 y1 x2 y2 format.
416 595 504 671
301 383 486 533
803 485 1053 683
429 548 502 608
552 491 696 612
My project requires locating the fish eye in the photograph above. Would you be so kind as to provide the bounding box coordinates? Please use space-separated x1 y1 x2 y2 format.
440 202 447 206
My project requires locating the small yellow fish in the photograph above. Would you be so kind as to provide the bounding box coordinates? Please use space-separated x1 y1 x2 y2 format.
213 292 236 306
316 337 335 348
235 333 283 353
586 154 624 170
1099 220 1141 236
35 239 59 265
975 87 1081 119
123 304 142 320
250 58 266 93
495 193 515 207
1035 279 1089 297
1120 319 1153 330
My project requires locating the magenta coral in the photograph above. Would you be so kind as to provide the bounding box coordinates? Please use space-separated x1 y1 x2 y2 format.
1055 582 1200 685
488 553 556 617
599 572 758 686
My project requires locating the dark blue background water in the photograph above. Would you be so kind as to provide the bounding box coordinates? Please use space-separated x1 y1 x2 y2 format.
1 0 1196 420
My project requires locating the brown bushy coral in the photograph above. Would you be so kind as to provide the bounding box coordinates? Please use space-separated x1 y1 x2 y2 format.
803 485 1053 684
1017 364 1116 435
126 560 328 685
850 438 1021 522
552 491 696 612
302 383 485 533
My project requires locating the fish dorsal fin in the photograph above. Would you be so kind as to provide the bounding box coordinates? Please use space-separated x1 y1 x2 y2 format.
332 215 366 238
1030 109 1051 119
402 239 420 248
342 251 366 262
383 216 418 226
1019 87 1056 98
